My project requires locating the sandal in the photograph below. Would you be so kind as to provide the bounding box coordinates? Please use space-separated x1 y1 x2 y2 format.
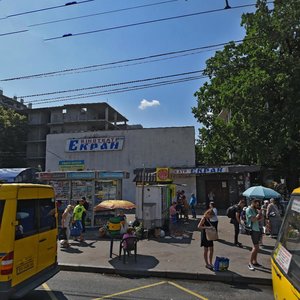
205 264 213 270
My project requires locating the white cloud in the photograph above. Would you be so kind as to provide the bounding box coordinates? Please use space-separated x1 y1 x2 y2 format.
138 99 160 110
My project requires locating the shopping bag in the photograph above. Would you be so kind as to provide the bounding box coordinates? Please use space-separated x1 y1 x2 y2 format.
206 227 218 241
58 227 67 240
214 256 230 271
70 225 81 237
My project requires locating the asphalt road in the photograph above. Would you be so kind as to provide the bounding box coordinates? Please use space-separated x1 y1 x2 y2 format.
20 271 274 300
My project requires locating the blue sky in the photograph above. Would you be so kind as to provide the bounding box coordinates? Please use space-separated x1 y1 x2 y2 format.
0 0 261 134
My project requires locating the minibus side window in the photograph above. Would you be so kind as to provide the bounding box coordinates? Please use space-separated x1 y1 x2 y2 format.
15 200 38 240
39 198 56 232
278 198 300 291
0 200 5 228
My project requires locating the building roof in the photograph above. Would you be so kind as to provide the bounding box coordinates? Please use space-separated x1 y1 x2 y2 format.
25 102 128 122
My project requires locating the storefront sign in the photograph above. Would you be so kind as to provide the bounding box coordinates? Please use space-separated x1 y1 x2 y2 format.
98 172 124 179
156 168 172 182
65 137 124 152
67 172 95 179
274 243 292 274
39 172 67 180
292 199 300 213
59 160 85 171
172 167 228 175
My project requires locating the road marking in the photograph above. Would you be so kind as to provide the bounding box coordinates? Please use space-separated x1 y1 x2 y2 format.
168 281 209 300
93 281 167 300
42 283 58 300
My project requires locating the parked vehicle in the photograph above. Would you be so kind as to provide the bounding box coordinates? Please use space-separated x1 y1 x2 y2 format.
0 184 59 300
271 187 300 299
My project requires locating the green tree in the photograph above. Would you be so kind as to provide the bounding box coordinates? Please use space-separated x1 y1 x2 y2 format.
0 106 28 167
192 0 300 190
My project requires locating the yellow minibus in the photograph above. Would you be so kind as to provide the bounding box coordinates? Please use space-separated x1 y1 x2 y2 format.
271 187 300 299
0 184 59 300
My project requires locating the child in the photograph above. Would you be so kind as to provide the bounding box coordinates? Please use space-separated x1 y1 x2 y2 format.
122 227 135 249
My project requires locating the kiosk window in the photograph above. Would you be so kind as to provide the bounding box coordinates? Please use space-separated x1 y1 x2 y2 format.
39 198 56 231
15 200 38 239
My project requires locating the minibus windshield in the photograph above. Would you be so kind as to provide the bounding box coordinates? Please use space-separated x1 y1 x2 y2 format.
275 196 300 291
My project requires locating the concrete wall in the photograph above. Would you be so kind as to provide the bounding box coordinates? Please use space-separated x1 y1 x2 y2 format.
45 126 196 202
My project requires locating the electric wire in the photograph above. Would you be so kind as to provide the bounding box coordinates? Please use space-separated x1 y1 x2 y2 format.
19 70 204 98
0 29 28 37
27 75 207 105
44 2 274 41
1 39 245 81
29 0 179 27
0 0 94 20
27 75 205 103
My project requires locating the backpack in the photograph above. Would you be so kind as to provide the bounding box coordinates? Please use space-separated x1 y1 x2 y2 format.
226 205 236 219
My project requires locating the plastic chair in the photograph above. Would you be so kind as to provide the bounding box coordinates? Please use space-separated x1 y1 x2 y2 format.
119 236 138 263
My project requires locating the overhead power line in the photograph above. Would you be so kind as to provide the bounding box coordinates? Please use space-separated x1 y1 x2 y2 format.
44 2 273 41
27 75 207 106
19 70 204 99
1 39 246 82
0 0 94 20
0 29 28 37
29 0 179 27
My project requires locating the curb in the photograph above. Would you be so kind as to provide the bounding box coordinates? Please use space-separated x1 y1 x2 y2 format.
59 263 272 286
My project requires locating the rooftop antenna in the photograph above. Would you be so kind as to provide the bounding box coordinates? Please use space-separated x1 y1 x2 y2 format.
224 0 231 9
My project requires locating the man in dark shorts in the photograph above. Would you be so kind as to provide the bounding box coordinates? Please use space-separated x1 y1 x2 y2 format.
230 199 246 247
246 198 263 271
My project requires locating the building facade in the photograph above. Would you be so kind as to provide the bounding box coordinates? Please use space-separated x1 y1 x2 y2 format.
45 126 196 202
26 103 130 170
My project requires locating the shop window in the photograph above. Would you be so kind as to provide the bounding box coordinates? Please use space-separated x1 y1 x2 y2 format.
15 200 38 240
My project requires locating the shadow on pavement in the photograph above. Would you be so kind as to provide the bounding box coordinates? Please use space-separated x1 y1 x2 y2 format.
23 290 68 300
109 254 159 270
60 246 83 254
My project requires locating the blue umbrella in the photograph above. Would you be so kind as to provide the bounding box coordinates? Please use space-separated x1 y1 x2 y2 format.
242 185 280 199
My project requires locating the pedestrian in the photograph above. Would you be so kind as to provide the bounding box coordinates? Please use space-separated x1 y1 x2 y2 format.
246 198 263 271
182 191 189 223
209 201 218 231
169 201 179 237
81 196 89 233
122 227 136 249
60 205 73 247
189 193 197 219
266 198 282 237
230 199 246 247
72 198 86 242
198 209 215 270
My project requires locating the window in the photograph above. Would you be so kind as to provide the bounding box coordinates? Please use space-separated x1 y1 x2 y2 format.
80 107 87 114
0 200 5 228
15 198 56 240
62 108 67 114
277 196 300 291
39 198 56 231
15 200 38 239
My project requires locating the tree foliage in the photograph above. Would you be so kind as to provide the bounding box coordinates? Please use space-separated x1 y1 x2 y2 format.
192 0 300 189
0 106 28 167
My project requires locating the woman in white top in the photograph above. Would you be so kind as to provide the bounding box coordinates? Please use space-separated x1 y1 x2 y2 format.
61 205 73 246
209 201 218 231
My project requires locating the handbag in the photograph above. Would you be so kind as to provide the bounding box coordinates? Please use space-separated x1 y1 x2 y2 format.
205 219 219 241
244 223 252 235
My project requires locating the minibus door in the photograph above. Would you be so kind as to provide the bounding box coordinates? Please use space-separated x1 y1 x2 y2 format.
12 198 39 287
37 198 57 273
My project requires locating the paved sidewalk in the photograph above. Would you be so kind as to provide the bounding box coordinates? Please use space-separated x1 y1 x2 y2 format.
58 216 275 285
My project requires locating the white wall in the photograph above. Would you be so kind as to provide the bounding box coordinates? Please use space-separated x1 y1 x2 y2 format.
45 126 196 202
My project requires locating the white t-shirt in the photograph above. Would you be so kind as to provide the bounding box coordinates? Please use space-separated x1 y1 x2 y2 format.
210 207 218 222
